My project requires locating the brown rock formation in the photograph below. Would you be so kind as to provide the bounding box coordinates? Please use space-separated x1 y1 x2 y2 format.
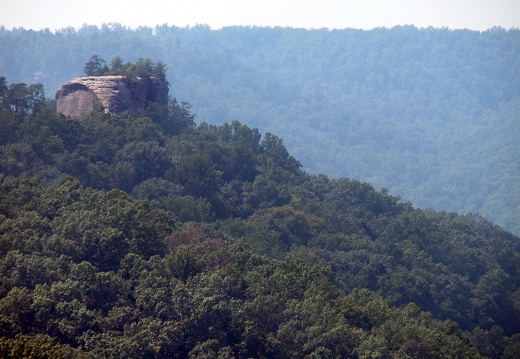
55 75 168 119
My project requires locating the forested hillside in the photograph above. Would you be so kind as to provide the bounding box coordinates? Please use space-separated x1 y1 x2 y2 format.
1 76 519 357
1 24 519 235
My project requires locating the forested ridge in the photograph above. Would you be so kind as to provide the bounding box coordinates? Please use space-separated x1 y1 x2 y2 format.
0 24 519 235
1 73 520 358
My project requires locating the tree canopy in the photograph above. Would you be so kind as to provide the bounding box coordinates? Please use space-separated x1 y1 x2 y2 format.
83 55 168 85
2 25 518 235
0 77 519 357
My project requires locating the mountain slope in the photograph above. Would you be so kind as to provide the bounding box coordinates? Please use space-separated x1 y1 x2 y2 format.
0 84 519 357
1 25 519 235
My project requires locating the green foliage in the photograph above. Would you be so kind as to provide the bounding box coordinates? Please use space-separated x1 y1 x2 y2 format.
83 55 168 85
0 334 80 358
83 55 107 76
4 25 518 234
0 74 519 357
0 192 485 357
0 77 45 119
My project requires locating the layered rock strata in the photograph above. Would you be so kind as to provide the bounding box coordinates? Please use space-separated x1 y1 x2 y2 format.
56 75 168 119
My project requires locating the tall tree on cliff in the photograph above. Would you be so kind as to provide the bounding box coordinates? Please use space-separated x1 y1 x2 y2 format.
83 55 108 76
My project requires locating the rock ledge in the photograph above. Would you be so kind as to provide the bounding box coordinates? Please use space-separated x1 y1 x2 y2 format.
56 75 168 119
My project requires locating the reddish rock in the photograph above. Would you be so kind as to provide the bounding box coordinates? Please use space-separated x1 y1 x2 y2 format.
56 75 168 119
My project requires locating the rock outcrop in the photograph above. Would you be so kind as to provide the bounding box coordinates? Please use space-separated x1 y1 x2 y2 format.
56 76 168 119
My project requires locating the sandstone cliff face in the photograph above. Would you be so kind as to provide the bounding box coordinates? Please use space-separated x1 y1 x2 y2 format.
55 76 168 120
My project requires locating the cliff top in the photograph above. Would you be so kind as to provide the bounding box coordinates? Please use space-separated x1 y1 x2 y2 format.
56 75 168 120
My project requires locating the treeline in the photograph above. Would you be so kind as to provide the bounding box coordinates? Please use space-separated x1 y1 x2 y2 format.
83 55 168 84
0 78 519 357
0 25 518 235
0 76 45 116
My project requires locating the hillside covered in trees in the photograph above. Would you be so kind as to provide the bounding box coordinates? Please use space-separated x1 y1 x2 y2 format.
0 73 519 357
0 24 519 235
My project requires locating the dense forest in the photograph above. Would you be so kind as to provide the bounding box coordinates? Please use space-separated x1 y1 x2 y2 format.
0 24 519 235
1 71 519 357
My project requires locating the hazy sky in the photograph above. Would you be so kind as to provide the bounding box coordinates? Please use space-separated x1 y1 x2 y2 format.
1 0 519 31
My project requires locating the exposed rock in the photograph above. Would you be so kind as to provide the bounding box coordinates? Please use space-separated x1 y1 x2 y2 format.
56 75 168 119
